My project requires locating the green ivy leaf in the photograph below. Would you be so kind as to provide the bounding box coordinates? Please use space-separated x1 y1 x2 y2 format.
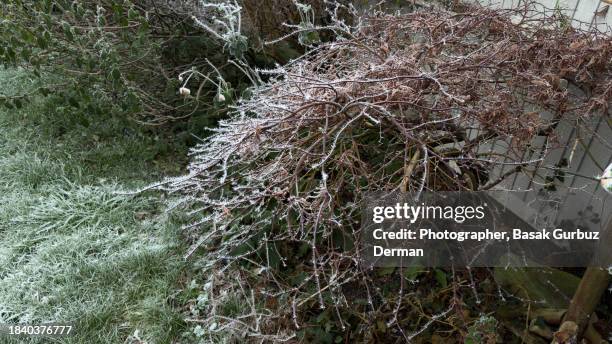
110 68 121 82
62 22 74 41
434 268 448 288
128 8 138 20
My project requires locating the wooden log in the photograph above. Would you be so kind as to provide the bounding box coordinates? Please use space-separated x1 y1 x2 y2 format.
556 217 612 342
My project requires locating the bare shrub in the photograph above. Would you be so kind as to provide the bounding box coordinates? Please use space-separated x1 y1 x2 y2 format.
156 3 611 342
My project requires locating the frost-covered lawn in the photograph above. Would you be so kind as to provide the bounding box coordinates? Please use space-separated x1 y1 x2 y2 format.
0 69 188 343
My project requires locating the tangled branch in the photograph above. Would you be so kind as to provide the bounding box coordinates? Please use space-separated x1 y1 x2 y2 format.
156 3 611 341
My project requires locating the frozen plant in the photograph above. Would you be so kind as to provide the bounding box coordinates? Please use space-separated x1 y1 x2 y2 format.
153 3 612 342
191 0 248 59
